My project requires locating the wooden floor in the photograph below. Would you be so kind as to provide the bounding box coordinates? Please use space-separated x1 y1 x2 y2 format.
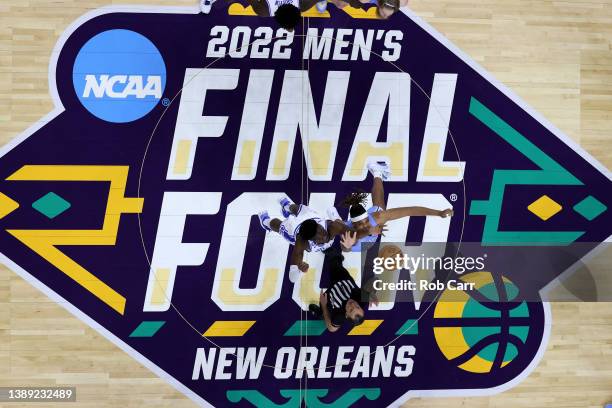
1 0 611 407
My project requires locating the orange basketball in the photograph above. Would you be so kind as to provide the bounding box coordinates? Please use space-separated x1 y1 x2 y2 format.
377 245 403 271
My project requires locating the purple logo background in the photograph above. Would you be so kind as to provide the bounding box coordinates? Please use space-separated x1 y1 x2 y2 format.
0 4 609 407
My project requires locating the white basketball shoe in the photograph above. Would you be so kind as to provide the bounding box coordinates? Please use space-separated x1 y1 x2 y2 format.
367 160 390 181
200 0 214 14
316 0 328 12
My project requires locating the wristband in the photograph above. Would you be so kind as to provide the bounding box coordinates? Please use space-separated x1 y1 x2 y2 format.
288 265 301 283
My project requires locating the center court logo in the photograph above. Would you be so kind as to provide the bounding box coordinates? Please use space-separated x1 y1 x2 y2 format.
72 29 166 123
0 4 610 408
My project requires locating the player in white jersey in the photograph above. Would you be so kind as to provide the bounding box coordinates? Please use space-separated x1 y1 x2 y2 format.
258 197 362 282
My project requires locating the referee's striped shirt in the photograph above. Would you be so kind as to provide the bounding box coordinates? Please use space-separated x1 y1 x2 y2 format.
327 279 358 309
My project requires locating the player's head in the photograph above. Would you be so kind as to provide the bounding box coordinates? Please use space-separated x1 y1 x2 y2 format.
376 0 400 19
345 299 365 326
298 219 328 244
274 4 301 32
342 190 371 231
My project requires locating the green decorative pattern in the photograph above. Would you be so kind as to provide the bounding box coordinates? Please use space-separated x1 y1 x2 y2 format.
226 388 381 407
32 192 71 219
395 319 419 335
129 321 166 338
468 97 584 246
284 320 327 336
573 195 607 221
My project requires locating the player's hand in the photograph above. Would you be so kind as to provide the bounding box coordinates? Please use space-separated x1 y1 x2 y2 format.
371 223 388 237
438 209 454 218
298 262 309 273
319 290 328 306
340 231 357 249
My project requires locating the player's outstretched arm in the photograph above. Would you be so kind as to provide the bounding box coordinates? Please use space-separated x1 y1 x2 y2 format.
289 238 309 272
333 220 372 239
337 225 371 251
320 291 339 332
340 231 357 251
374 207 454 224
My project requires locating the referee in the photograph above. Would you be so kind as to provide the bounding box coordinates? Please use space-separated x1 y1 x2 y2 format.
309 240 378 332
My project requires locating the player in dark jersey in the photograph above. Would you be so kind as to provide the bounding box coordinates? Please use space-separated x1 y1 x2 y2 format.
308 248 378 331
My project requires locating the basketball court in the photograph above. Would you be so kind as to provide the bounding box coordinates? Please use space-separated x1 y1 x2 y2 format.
0 1 611 407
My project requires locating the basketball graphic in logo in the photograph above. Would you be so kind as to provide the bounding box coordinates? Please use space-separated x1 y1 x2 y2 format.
433 272 530 373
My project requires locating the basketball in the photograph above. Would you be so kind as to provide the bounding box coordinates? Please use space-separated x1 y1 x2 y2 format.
377 244 404 271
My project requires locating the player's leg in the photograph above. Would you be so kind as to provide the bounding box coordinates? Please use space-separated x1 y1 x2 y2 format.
308 303 323 319
300 0 320 11
199 0 216 14
328 0 349 9
371 177 386 210
260 196 307 234
279 196 299 217
248 0 272 16
368 161 390 211
316 0 328 13
262 204 323 247
270 218 281 232
258 211 282 232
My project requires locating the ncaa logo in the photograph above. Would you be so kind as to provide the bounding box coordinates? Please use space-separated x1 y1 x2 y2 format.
72 29 166 123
